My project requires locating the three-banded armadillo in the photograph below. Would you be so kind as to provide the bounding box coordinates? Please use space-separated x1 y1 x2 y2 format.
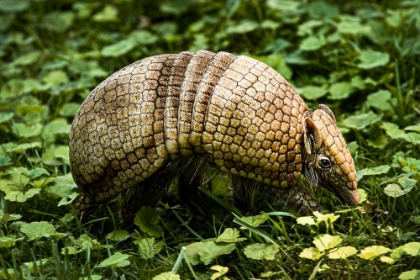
69 50 359 216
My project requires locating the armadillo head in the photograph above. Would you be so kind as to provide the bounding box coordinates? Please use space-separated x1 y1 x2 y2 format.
302 104 359 206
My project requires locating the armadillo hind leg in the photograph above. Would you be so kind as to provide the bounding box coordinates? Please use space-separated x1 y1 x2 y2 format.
120 173 172 223
121 153 211 220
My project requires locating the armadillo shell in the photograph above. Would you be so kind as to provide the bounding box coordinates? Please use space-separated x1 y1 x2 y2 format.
69 50 309 209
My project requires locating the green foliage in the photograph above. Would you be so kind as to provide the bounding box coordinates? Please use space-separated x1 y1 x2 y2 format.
98 252 131 268
0 0 419 278
134 206 164 237
243 243 280 260
20 221 62 240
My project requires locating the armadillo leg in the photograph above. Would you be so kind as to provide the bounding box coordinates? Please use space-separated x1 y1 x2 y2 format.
120 174 172 224
177 164 225 217
169 154 215 216
177 172 208 216
231 176 265 214
121 153 211 221
232 177 322 215
279 185 323 216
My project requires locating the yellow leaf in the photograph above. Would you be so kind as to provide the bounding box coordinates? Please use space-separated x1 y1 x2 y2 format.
380 256 395 264
328 246 357 259
210 265 229 280
296 216 316 226
358 246 391 260
299 247 324 260
313 234 342 251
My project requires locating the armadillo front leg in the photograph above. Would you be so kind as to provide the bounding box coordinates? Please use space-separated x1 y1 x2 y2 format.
280 185 323 215
232 177 321 215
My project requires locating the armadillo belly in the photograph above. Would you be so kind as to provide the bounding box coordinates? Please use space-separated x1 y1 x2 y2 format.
69 50 309 210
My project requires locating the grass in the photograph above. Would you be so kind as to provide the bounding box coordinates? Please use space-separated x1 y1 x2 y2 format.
0 0 420 279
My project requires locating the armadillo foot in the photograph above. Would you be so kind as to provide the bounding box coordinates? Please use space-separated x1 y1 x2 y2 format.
296 191 323 216
75 195 90 211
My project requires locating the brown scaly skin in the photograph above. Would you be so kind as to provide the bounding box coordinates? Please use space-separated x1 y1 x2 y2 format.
69 50 359 217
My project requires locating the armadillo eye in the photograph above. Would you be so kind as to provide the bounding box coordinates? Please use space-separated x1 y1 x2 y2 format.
319 157 331 168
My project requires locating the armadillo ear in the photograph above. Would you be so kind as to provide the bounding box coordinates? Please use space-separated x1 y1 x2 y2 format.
319 104 337 123
303 117 322 155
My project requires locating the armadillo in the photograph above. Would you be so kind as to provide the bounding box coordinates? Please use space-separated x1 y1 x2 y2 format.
69 50 359 216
